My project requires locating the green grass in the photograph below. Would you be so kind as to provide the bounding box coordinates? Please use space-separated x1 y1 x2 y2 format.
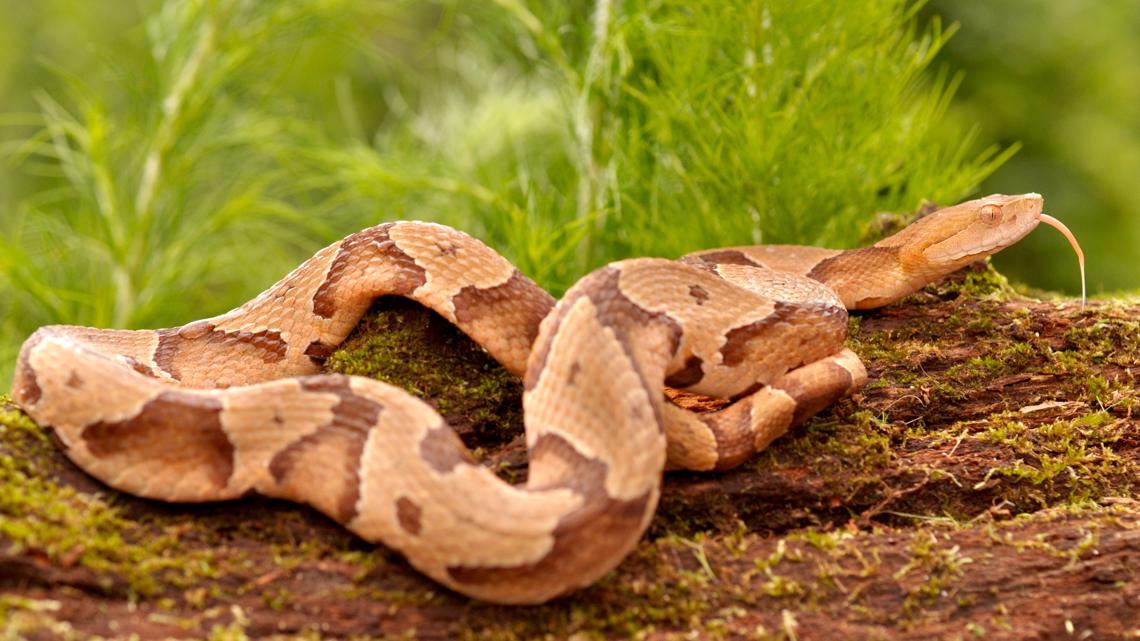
0 0 1011 389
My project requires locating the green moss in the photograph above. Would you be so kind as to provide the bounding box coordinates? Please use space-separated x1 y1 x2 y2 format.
966 316 993 333
893 531 971 618
844 269 1139 511
968 411 1135 506
773 411 894 476
985 506 1113 569
946 354 1008 380
261 587 291 610
0 595 69 640
207 618 253 641
0 396 222 598
444 500 1138 639
787 528 850 552
325 297 524 451
930 261 1018 302
761 570 805 598
0 396 53 461
1062 314 1140 366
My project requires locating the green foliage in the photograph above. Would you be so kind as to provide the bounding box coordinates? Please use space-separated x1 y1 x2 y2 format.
0 0 1008 388
584 1 1010 261
928 1 1140 295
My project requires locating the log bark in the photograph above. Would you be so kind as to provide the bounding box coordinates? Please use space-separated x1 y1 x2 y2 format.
2 266 1138 640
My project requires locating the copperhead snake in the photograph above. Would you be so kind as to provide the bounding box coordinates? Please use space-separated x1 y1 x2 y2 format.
11 193 1084 604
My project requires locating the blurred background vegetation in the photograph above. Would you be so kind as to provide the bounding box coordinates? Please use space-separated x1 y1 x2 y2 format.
926 0 1140 298
0 0 1132 387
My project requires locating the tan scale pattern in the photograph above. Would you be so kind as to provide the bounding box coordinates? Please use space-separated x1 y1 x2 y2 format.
389 223 554 375
11 195 1054 604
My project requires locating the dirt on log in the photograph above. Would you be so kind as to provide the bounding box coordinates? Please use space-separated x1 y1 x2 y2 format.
2 264 1138 640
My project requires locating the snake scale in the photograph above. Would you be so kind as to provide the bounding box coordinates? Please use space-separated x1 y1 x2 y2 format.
12 193 1082 604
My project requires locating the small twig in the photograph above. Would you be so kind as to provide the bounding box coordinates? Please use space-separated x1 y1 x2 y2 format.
856 472 934 528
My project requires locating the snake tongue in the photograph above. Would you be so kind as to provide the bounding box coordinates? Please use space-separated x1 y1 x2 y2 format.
1039 213 1086 306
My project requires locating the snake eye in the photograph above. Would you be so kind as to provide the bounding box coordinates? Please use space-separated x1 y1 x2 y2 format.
979 204 1002 225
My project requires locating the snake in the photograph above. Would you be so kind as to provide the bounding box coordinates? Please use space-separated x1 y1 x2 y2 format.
10 193 1084 604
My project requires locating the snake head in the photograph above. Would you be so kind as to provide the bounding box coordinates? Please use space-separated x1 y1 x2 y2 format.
889 192 1085 304
893 193 1045 268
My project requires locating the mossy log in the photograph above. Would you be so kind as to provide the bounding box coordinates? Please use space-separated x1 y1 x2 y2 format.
2 264 1138 640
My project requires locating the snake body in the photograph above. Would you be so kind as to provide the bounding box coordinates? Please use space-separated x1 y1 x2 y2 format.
12 194 1050 604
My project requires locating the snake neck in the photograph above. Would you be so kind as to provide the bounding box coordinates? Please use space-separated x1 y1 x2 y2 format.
815 196 1051 309
806 232 977 310
801 244 907 310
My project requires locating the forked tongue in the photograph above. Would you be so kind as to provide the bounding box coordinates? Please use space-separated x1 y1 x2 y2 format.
1039 214 1086 306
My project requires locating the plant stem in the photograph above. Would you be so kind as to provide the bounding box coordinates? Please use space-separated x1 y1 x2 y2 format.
575 0 616 269
135 15 214 222
119 10 215 328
